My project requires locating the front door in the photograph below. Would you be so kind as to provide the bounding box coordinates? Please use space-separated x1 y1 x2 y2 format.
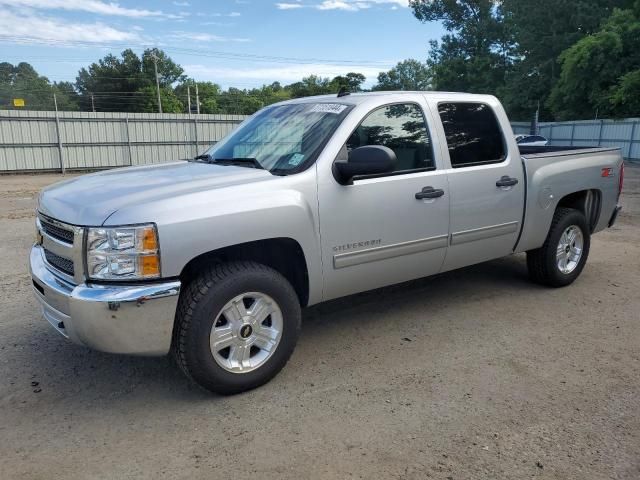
317 99 450 301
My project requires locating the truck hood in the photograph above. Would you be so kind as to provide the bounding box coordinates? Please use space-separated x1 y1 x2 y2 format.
38 161 274 226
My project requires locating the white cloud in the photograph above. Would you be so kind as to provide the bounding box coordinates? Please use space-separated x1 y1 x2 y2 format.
276 0 407 10
0 0 185 18
200 21 235 26
170 31 250 42
197 11 242 17
184 63 388 86
275 2 304 9
317 1 359 10
172 1 190 6
0 10 142 43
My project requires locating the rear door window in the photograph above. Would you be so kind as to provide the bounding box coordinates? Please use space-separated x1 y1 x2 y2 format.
437 102 506 168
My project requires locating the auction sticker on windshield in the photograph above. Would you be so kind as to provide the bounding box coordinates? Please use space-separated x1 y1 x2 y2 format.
309 104 348 114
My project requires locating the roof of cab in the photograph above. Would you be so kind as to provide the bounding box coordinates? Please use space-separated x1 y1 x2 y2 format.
276 91 497 106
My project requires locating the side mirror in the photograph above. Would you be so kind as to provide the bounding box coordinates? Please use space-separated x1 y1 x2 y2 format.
334 145 397 185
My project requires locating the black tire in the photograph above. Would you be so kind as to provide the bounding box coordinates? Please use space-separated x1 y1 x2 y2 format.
526 207 591 287
173 261 301 394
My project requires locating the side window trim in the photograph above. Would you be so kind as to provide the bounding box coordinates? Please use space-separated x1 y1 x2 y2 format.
341 101 437 181
436 101 508 169
352 167 435 183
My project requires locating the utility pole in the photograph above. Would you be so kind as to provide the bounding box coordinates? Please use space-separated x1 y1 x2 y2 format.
53 93 65 174
195 83 200 114
187 85 191 114
91 93 95 113
151 52 162 113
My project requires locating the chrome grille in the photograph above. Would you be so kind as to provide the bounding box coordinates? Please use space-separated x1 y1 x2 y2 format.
40 217 75 244
37 214 83 283
44 249 75 276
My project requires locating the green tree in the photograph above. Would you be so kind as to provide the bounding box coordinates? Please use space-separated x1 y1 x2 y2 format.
137 86 184 113
141 48 186 87
409 0 513 95
0 62 77 110
284 73 367 99
76 49 146 112
286 75 334 97
548 3 640 119
76 48 185 112
373 59 431 91
609 69 640 115
52 81 80 111
175 80 222 113
217 87 264 114
330 72 367 92
500 0 633 120
245 82 292 109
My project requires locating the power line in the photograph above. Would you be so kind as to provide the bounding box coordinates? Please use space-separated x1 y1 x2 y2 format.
0 35 393 67
2 85 293 98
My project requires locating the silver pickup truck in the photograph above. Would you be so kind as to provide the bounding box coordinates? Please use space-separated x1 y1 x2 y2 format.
30 92 624 394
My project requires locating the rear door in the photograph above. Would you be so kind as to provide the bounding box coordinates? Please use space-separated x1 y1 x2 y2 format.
428 98 525 271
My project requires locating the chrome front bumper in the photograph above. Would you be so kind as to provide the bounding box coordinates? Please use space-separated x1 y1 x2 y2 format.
29 245 181 356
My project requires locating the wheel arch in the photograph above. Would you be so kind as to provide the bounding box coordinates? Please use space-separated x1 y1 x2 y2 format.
516 187 602 253
555 189 601 233
179 237 310 307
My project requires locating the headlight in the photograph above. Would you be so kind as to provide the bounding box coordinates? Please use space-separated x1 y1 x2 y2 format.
86 224 160 280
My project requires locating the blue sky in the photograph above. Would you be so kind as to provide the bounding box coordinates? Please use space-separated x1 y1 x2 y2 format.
0 0 444 88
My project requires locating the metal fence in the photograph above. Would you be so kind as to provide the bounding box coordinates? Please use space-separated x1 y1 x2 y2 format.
0 110 247 173
2 111 638 173
511 118 640 161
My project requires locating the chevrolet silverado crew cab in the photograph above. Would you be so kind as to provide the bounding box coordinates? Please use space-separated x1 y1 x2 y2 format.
30 92 624 394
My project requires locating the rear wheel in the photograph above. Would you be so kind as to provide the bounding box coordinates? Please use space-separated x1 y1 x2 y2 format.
527 208 590 287
173 261 301 394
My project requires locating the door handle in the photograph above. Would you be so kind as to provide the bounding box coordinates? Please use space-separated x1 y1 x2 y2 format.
496 176 519 188
415 186 445 200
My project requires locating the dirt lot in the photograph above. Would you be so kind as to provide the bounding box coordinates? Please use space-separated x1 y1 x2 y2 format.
0 166 638 480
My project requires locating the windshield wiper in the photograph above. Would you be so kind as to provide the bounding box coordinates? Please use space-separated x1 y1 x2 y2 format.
192 154 264 170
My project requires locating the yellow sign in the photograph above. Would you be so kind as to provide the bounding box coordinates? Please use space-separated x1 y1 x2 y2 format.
13 98 25 107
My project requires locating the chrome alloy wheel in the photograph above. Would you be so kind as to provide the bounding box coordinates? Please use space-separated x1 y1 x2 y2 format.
556 225 584 274
210 292 283 373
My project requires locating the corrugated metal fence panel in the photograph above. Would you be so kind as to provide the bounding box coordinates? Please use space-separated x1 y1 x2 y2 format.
3 111 637 172
0 146 60 171
510 122 530 134
513 118 640 160
130 144 193 166
0 110 247 172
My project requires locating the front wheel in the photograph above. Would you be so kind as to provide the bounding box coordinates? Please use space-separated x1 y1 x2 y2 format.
173 261 301 394
527 208 591 287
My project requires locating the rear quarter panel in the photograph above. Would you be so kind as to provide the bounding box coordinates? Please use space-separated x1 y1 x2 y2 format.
515 148 623 253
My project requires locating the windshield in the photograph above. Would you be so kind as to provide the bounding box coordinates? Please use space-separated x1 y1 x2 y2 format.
202 102 352 174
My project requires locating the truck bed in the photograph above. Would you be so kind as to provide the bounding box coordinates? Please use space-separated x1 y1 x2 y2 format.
515 146 623 254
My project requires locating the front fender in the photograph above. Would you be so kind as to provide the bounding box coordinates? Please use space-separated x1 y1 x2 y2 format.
104 173 323 304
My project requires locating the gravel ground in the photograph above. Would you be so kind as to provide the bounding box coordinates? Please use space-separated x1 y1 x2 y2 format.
0 166 638 480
